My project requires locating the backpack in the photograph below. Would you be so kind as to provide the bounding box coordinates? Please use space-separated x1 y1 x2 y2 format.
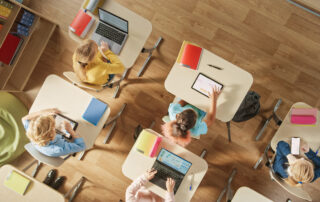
232 91 260 122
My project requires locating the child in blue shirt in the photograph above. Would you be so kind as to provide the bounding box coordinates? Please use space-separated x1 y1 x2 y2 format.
273 141 320 186
22 108 86 157
162 87 221 147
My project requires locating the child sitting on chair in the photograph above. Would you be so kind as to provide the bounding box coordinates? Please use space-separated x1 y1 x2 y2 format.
22 108 86 157
162 87 221 147
72 40 125 85
126 169 175 202
273 140 320 186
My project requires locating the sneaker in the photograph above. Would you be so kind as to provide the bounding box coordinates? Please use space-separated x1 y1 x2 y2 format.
43 169 57 185
50 176 66 190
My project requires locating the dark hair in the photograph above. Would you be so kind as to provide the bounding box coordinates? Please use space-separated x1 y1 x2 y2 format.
173 109 197 137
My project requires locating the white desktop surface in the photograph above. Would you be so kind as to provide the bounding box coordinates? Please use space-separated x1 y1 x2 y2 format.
69 0 152 68
122 129 208 202
165 49 253 122
29 74 110 149
232 186 273 202
0 165 64 202
271 102 320 151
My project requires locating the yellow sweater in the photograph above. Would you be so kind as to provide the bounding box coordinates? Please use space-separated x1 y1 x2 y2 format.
73 49 125 85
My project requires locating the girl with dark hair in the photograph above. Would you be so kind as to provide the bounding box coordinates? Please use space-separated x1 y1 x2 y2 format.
162 87 221 147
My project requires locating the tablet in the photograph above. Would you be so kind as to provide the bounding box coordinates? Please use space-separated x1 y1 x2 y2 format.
191 73 223 97
54 114 78 139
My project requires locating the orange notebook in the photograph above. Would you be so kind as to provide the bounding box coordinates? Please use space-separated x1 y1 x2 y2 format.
180 43 202 70
69 9 95 38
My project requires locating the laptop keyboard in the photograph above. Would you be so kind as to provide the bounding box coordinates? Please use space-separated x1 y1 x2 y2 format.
96 23 126 45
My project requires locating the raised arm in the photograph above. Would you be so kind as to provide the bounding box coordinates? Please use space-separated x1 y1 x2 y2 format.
22 108 60 122
204 87 221 127
99 41 125 74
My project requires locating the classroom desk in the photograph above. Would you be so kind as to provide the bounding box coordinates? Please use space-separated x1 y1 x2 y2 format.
0 165 64 202
232 186 273 202
30 74 110 152
164 48 253 123
69 0 152 69
122 129 208 202
271 102 320 151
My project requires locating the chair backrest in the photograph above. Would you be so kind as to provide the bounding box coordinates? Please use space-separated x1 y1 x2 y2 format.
63 71 103 91
269 164 312 201
24 143 64 167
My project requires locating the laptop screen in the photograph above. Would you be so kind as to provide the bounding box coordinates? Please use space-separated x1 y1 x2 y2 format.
157 148 192 175
99 8 128 33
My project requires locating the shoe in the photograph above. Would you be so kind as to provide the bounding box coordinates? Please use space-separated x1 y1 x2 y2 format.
50 176 66 190
43 169 57 185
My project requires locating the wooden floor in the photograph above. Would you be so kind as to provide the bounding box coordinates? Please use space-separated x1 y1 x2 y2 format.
9 0 320 201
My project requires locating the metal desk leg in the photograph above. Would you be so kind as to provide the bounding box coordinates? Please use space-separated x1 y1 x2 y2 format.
31 161 42 177
217 168 237 202
255 99 282 141
23 159 38 172
78 151 85 160
65 177 86 202
226 122 231 142
253 143 271 169
137 37 163 77
113 69 129 98
103 103 127 144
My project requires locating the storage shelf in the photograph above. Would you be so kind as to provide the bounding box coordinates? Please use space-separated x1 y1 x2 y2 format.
0 4 20 47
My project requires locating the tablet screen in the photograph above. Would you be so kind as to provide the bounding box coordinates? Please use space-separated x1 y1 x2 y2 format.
54 114 78 131
192 73 223 97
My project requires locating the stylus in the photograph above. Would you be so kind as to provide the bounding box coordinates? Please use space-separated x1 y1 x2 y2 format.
189 173 194 191
208 64 223 70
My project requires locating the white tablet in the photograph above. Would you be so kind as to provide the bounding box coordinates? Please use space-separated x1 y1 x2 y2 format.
192 73 223 97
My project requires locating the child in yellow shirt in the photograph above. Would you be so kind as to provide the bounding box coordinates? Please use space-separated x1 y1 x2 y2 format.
72 40 125 85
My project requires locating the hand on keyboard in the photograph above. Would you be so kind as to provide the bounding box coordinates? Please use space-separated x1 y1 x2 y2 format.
145 168 158 181
166 178 175 193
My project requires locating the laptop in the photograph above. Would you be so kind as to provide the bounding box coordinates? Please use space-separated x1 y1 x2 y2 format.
91 8 128 55
150 148 192 194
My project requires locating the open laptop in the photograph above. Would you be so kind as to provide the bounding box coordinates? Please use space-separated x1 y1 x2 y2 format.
91 8 128 55
150 148 192 194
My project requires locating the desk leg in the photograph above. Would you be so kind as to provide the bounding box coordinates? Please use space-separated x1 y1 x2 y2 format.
104 121 116 144
78 151 85 161
113 69 128 98
253 143 271 169
31 161 42 177
217 168 237 202
137 37 163 77
65 176 86 202
226 122 231 142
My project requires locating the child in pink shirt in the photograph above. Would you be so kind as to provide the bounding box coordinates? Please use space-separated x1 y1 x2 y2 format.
126 169 175 202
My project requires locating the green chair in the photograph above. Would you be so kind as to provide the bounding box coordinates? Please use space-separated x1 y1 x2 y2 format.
0 92 29 166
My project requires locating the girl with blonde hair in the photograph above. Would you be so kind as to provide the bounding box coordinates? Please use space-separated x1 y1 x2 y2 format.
72 40 124 85
273 141 320 186
22 108 86 157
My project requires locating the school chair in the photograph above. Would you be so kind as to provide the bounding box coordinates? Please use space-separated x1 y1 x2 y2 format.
23 143 71 177
265 152 312 201
217 168 237 202
63 71 123 98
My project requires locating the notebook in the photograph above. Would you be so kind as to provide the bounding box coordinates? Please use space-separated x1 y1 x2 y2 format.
135 130 162 157
4 171 31 195
179 42 202 70
82 98 108 126
69 9 95 38
0 33 22 65
291 108 317 125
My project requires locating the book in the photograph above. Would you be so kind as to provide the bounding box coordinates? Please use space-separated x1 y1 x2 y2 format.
82 97 108 126
0 33 22 65
291 108 317 125
4 170 31 195
69 9 95 38
0 0 13 19
179 42 202 70
135 130 162 157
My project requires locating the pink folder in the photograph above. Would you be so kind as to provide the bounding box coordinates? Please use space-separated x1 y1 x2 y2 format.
290 108 317 125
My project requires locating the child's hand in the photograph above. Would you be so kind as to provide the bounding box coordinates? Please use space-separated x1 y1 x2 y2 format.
64 121 72 131
209 86 221 101
166 178 175 193
100 41 109 52
287 154 297 165
301 142 310 153
45 108 60 115
145 169 157 181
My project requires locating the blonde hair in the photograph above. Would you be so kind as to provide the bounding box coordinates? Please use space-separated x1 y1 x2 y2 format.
26 116 56 146
286 159 314 186
73 40 98 81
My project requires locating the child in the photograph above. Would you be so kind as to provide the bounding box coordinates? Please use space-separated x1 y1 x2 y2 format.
162 87 221 147
72 40 125 85
126 169 175 202
273 141 320 186
22 108 86 157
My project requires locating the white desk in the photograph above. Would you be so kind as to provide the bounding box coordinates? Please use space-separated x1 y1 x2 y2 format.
232 186 273 202
271 102 320 151
165 48 253 122
30 74 110 150
69 0 152 69
122 129 208 202
0 165 64 202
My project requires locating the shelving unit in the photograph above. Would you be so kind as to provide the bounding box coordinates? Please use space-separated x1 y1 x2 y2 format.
0 0 56 91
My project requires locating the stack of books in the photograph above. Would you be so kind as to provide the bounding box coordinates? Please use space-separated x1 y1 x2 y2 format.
0 0 13 20
0 33 23 65
177 41 203 70
135 130 162 157
16 9 35 36
69 9 95 38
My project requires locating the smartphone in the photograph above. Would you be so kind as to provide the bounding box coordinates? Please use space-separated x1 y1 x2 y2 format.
291 137 300 155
